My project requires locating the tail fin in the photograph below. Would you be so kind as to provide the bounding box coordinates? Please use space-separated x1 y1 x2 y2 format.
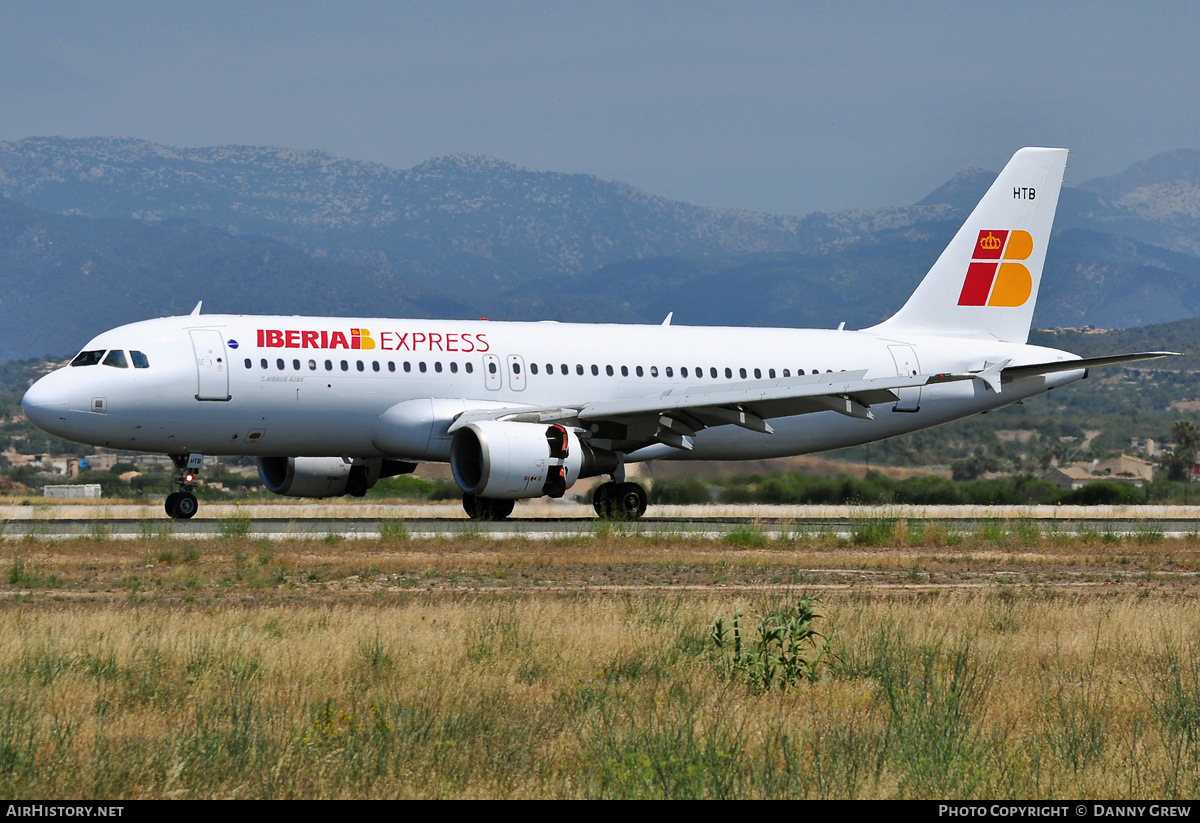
868 147 1068 344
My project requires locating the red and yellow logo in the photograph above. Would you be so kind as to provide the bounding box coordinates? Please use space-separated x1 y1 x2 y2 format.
957 230 1034 307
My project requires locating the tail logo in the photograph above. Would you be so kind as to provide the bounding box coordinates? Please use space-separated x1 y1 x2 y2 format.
957 230 1034 307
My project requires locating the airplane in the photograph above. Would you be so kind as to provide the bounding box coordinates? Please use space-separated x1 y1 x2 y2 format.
20 147 1177 520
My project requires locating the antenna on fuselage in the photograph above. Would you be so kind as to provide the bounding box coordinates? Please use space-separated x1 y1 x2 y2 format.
190 301 203 316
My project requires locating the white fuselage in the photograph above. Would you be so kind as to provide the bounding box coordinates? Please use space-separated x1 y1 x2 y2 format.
22 314 1085 463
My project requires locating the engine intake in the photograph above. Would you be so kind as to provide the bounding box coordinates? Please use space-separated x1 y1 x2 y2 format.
451 421 617 499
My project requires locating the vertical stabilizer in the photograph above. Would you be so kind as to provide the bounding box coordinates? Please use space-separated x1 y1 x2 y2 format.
867 147 1068 343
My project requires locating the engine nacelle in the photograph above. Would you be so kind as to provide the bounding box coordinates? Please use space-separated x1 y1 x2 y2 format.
257 456 416 498
451 421 617 500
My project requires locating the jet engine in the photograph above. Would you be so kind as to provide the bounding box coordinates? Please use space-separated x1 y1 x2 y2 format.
257 456 416 498
450 421 617 499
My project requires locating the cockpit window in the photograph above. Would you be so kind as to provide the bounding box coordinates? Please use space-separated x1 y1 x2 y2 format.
102 350 129 369
129 351 149 368
71 350 105 367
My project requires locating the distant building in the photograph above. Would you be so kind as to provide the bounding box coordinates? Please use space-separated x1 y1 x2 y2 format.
1041 466 1097 491
1093 455 1155 484
84 453 118 471
1041 454 1154 490
1129 438 1158 457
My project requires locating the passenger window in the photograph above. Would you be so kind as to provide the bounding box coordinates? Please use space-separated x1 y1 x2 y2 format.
739 368 747 378
356 361 364 372
591 365 599 376
435 362 443 373
606 365 613 376
488 362 497 374
783 369 790 377
621 366 628 377
244 358 252 369
420 362 427 373
325 360 333 371
277 359 285 371
754 368 761 379
681 367 688 378
262 359 269 370
465 362 474 374
710 367 718 379
636 366 644 377
450 362 458 373
372 361 380 372
388 362 396 372
576 365 584 375
650 366 658 377
768 369 775 379
293 359 301 370
512 363 520 374
102 350 128 368
70 350 105 367
404 362 412 373
131 351 150 369
340 360 348 371
725 368 733 378
560 364 567 374
309 360 317 371
530 363 538 375
665 367 673 377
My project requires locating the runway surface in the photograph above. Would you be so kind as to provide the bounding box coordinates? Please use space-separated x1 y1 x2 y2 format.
3 502 1200 539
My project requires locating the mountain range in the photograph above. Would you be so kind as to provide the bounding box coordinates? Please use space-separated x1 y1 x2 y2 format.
2 137 1200 360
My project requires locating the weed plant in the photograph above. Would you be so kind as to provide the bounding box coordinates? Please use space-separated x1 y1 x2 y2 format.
217 511 252 539
710 598 832 691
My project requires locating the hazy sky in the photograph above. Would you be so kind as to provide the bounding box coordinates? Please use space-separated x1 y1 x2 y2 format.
3 1 1198 215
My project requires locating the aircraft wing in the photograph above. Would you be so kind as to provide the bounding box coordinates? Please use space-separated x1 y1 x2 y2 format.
932 351 1182 393
448 369 976 451
1001 351 1179 379
447 352 1180 452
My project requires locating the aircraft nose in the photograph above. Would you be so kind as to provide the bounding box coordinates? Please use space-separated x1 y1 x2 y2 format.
22 375 71 433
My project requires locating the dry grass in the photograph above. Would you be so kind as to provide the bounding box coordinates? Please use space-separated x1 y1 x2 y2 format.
0 529 1198 798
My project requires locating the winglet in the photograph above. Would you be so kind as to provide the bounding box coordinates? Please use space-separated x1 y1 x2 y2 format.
190 301 203 316
662 312 673 326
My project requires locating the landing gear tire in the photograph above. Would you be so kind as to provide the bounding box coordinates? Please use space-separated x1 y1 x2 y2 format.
462 495 515 521
165 491 198 520
593 481 647 520
592 482 616 518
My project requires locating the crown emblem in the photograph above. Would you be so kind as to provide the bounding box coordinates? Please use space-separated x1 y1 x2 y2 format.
979 232 1002 251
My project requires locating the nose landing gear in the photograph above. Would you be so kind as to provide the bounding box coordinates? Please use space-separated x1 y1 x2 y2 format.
166 453 203 519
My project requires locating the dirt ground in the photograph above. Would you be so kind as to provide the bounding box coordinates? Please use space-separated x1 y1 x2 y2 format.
1 529 1197 606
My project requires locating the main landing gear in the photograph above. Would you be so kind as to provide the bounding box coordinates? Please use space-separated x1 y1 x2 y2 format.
460 480 650 522
165 453 203 519
592 481 648 520
462 494 515 521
